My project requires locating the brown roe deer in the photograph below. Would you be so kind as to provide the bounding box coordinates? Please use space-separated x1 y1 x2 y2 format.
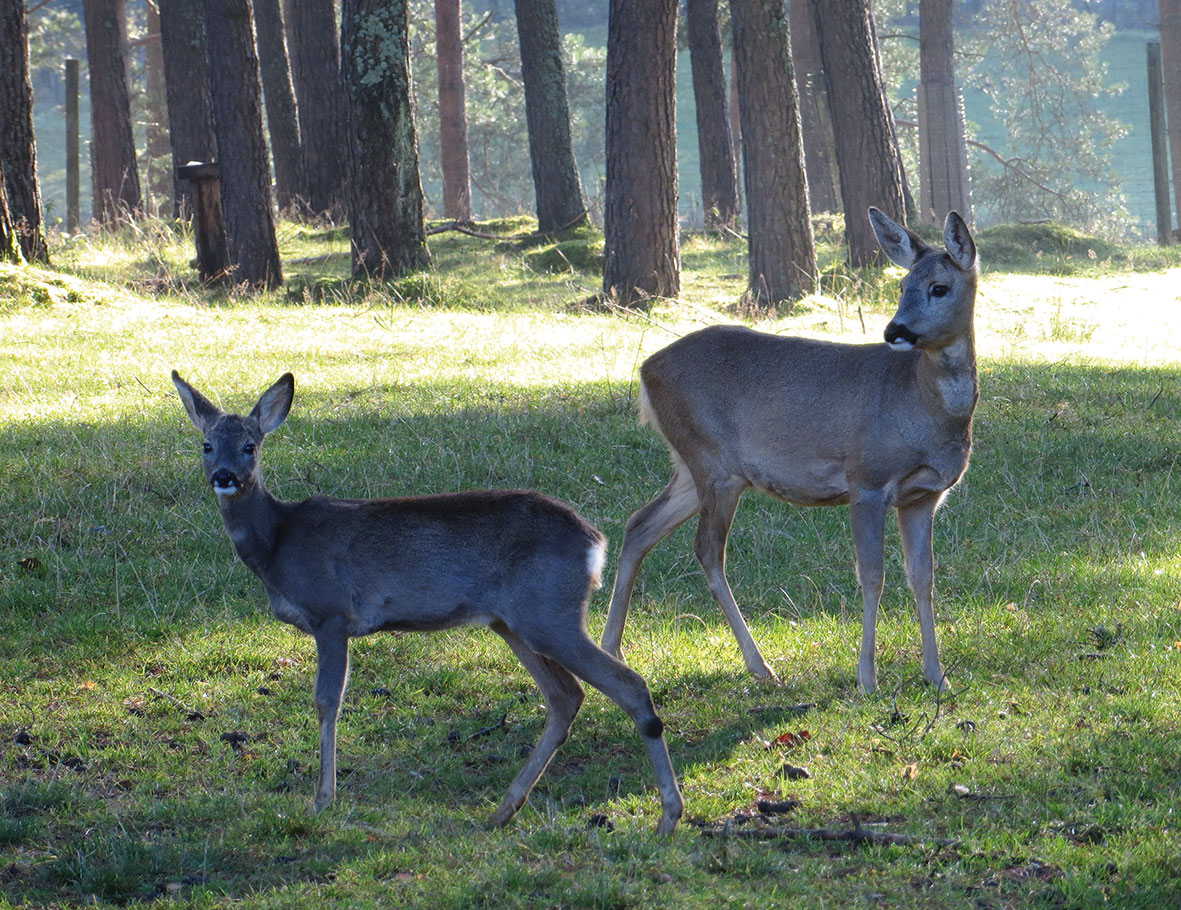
601 208 978 693
172 372 683 834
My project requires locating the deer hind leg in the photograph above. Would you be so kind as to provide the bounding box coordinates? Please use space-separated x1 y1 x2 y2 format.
850 495 889 694
311 622 350 813
488 622 585 828
602 458 700 657
897 495 948 690
694 478 775 679
538 630 683 835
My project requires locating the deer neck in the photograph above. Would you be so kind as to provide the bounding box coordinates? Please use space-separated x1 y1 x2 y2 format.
216 481 284 575
916 333 977 422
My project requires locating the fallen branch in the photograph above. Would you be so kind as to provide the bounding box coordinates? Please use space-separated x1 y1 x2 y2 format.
425 213 589 242
701 814 959 849
148 686 205 721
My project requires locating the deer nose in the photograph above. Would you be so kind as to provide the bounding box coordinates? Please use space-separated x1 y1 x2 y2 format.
884 321 920 349
210 469 241 495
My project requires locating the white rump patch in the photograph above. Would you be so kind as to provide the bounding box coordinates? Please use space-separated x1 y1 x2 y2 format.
586 538 607 591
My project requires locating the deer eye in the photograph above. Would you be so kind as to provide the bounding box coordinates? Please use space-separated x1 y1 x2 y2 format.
244 443 256 455
930 283 950 298
202 442 213 454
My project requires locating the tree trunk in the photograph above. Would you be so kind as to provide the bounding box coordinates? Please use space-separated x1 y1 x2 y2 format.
253 0 305 213
790 0 839 215
686 0 739 229
289 0 344 218
436 0 472 222
0 0 47 261
1159 0 1181 232
603 0 679 307
82 0 142 224
514 0 587 232
0 162 21 262
203 0 282 288
157 0 217 219
813 0 907 265
342 0 430 278
730 0 815 308
917 0 972 225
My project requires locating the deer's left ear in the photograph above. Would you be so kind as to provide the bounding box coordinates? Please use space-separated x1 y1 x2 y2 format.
251 373 295 435
943 212 976 272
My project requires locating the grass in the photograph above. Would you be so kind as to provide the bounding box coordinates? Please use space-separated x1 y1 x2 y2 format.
3 218 1181 907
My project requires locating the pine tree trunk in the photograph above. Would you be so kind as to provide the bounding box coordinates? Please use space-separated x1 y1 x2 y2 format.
0 0 47 261
0 162 21 263
917 0 972 225
157 0 217 219
143 5 171 215
289 0 345 219
730 0 815 308
342 0 430 278
814 0 907 265
1158 0 1181 231
82 0 142 224
253 0 305 213
790 0 840 215
203 0 282 288
685 0 738 230
436 0 472 222
603 0 679 307
514 0 587 232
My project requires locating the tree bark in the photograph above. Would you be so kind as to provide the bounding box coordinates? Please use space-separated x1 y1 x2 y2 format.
143 4 171 215
917 0 971 224
203 0 282 288
603 0 679 307
686 0 739 229
730 0 815 307
342 0 430 278
1159 0 1181 232
82 0 142 224
813 0 907 265
436 0 472 222
289 0 345 218
253 0 305 213
0 161 21 263
789 0 839 215
157 0 217 219
0 0 47 261
514 0 587 232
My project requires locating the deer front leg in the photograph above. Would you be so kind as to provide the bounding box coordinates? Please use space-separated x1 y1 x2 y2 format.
850 495 888 694
897 495 948 690
311 620 350 813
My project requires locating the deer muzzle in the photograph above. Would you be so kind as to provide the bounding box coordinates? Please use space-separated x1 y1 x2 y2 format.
884 321 920 350
210 469 241 496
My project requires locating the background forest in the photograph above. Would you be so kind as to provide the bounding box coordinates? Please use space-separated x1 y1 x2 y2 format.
18 0 1168 240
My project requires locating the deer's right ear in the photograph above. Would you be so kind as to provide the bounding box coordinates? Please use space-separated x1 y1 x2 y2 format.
251 373 295 435
868 207 926 270
172 370 222 431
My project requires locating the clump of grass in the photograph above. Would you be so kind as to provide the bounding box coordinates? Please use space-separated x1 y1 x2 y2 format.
976 221 1123 273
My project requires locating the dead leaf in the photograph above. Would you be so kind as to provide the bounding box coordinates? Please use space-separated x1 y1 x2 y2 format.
901 762 920 781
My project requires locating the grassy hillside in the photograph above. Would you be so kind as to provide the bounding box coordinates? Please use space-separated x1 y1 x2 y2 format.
2 220 1181 907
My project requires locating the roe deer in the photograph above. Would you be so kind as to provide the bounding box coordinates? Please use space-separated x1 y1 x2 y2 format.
172 371 683 834
601 208 978 693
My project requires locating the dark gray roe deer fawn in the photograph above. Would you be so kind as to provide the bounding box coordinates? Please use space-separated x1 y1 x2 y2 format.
172 371 683 835
601 208 978 693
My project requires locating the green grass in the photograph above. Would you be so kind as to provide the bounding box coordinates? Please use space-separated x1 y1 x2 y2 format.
4 219 1181 906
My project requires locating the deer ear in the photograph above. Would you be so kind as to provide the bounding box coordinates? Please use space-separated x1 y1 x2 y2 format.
172 370 222 431
868 207 926 269
943 211 977 272
251 373 295 435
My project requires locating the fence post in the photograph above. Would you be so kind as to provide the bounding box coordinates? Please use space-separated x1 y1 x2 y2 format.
65 58 80 232
176 161 230 283
1147 41 1172 245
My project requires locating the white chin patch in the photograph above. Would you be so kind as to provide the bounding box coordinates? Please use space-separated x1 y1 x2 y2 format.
888 339 916 351
213 485 239 497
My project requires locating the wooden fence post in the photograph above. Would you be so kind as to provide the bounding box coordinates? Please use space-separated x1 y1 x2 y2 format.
176 161 230 283
1147 41 1172 245
65 58 80 232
